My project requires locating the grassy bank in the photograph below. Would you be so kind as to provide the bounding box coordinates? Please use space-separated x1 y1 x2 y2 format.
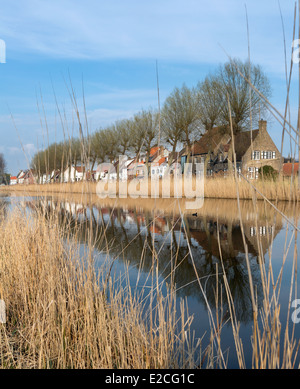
1 175 300 201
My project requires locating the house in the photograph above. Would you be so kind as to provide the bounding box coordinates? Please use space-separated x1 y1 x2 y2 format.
234 120 281 179
10 176 17 185
110 158 134 181
51 170 61 182
179 120 282 179
16 170 26 184
128 146 170 179
38 170 61 184
16 169 37 184
127 160 146 179
23 170 37 184
149 146 170 178
150 156 169 178
63 166 85 182
95 163 114 181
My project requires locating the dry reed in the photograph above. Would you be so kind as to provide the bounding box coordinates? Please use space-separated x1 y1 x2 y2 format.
1 174 299 202
0 205 201 369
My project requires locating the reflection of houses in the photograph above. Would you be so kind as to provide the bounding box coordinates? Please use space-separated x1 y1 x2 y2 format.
38 197 284 269
179 120 282 178
186 214 282 265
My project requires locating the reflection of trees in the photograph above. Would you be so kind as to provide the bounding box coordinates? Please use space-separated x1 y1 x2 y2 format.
33 197 276 324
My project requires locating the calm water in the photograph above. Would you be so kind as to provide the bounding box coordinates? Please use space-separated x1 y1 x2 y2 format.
2 194 300 368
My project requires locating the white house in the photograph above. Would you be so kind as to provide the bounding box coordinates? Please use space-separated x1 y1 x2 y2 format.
16 170 26 184
63 166 84 182
150 146 170 179
10 176 17 185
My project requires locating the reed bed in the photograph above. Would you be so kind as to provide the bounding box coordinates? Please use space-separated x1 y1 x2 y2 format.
2 175 300 202
0 205 201 369
0 189 298 368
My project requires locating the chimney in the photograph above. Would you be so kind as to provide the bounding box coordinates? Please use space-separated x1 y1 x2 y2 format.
259 119 267 133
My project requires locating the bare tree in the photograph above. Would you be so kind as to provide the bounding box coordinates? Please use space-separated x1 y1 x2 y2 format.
216 59 271 133
115 118 133 156
132 109 158 170
196 75 223 132
161 84 198 164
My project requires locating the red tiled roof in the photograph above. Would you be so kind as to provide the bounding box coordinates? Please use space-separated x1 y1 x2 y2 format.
150 146 159 156
158 157 166 165
283 163 299 176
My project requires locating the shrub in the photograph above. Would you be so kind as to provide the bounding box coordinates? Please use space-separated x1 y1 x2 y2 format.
258 165 278 181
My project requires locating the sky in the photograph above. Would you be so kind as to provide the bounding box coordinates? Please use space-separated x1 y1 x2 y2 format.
0 0 299 175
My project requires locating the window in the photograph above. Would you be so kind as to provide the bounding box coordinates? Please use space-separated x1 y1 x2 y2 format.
248 167 259 179
262 151 276 159
252 151 260 160
259 226 266 236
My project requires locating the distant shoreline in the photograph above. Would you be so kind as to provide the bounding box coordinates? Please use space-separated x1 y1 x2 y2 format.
1 176 300 202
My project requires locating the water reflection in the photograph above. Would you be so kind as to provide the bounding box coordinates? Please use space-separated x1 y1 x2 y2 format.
21 195 291 326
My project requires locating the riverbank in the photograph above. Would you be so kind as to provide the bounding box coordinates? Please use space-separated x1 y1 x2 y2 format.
1 175 300 202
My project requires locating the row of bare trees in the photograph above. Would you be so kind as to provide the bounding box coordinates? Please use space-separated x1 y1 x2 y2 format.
31 58 271 178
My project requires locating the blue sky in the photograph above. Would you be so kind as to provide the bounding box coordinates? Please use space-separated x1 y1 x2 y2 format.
0 0 299 175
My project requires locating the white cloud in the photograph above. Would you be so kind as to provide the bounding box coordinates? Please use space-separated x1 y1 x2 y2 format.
0 0 296 74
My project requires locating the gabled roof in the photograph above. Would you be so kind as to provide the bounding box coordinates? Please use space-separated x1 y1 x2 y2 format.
158 157 166 165
232 129 259 160
187 126 230 156
181 126 260 161
23 169 36 179
17 170 26 178
75 166 84 173
150 146 159 156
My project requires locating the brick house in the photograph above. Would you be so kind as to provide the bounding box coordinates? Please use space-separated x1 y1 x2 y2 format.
179 120 282 179
237 120 281 179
